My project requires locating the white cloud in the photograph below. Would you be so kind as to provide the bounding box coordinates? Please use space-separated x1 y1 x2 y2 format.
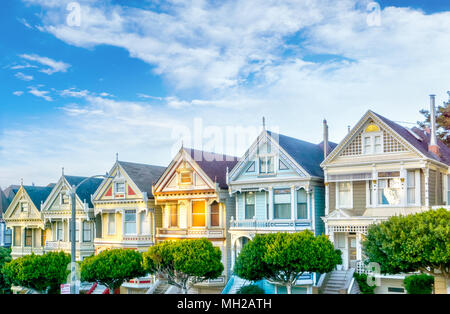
15 72 34 81
28 86 53 101
13 91 24 96
60 88 90 98
20 53 71 74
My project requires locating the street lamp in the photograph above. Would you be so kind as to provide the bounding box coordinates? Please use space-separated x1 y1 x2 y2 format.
67 173 112 294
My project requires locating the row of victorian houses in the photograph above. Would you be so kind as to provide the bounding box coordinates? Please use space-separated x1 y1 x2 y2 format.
1 96 449 294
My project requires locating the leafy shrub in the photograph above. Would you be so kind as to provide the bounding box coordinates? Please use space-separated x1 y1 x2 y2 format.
353 273 376 294
237 284 265 294
403 274 434 294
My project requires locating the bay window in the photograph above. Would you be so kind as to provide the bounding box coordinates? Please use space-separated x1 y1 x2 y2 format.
56 221 63 241
124 210 137 234
25 228 32 247
83 221 91 242
407 170 416 204
378 177 401 205
169 204 178 228
108 213 115 235
245 192 255 219
297 189 307 219
140 211 150 235
210 202 220 227
337 182 352 208
274 189 291 219
192 201 206 227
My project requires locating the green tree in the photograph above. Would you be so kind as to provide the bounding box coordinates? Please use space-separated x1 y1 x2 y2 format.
80 249 146 294
234 231 342 294
363 208 450 280
404 274 434 294
2 251 70 294
0 248 12 294
418 91 450 146
237 284 265 294
142 238 224 294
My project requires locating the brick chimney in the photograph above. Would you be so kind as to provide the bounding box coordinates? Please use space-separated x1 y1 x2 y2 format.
428 95 441 157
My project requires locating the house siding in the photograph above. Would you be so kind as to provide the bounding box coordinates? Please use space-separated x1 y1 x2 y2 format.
314 186 325 235
352 181 366 215
329 182 336 213
429 170 436 205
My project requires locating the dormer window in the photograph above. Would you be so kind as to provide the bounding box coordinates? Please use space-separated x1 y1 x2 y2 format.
363 123 383 155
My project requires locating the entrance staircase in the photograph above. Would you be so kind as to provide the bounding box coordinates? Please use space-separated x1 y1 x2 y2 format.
319 269 360 294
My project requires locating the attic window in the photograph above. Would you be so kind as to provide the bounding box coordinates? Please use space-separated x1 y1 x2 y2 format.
259 156 274 174
20 202 28 212
115 182 125 194
180 172 192 184
61 193 69 204
365 123 380 133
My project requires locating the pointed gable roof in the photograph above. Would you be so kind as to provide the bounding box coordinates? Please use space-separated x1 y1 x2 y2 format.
117 161 166 197
63 176 103 207
3 185 19 204
0 188 8 215
184 148 239 189
267 131 338 178
22 185 53 211
372 112 450 165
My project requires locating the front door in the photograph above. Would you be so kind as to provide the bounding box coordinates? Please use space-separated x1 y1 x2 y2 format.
348 235 357 268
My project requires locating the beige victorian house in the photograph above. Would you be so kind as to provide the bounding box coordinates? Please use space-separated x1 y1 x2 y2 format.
4 184 53 259
321 102 450 293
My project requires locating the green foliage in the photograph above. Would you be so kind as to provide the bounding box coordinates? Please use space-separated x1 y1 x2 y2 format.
234 231 342 293
362 208 450 277
236 284 265 294
0 248 12 294
2 251 70 294
143 238 223 293
353 273 375 294
81 249 146 294
404 274 434 294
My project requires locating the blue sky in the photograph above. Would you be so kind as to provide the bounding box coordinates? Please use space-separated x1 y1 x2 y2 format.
1 0 450 188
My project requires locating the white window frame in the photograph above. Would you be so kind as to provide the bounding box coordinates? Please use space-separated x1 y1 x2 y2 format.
114 182 125 194
244 192 256 220
83 221 91 242
377 177 402 207
336 181 353 209
362 131 383 155
406 170 417 205
124 209 137 235
140 211 151 235
20 201 29 212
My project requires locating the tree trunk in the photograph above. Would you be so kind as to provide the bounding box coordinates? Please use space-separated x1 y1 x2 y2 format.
286 284 292 294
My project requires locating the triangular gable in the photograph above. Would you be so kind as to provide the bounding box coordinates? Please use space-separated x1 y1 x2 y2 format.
229 130 309 182
154 148 217 194
322 111 423 165
4 186 43 221
92 162 144 202
42 176 85 211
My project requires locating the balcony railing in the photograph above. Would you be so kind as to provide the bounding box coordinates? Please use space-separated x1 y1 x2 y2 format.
44 241 94 252
11 246 44 256
157 228 225 238
230 217 311 230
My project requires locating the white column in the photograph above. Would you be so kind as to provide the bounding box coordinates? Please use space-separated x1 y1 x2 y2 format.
424 165 430 207
290 186 296 221
268 187 274 220
324 169 329 216
415 170 421 206
400 165 407 206
372 165 378 207
356 233 362 261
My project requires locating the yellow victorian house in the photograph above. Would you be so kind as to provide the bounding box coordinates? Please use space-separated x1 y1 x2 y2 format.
153 148 238 293
92 159 166 293
4 184 53 259
41 172 103 261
